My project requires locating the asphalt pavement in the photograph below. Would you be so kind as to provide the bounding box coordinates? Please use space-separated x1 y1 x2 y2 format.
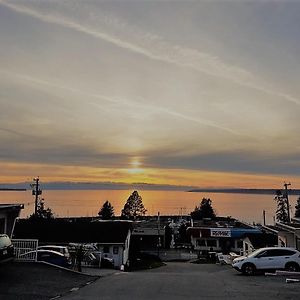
61 262 300 300
0 261 98 300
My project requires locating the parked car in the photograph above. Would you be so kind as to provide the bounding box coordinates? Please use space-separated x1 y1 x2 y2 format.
0 234 14 264
68 243 103 267
232 247 300 275
21 250 71 268
38 245 70 260
101 256 114 268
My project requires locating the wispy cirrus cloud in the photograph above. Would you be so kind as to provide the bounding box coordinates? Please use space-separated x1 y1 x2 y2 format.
0 69 243 136
2 0 300 108
0 0 249 83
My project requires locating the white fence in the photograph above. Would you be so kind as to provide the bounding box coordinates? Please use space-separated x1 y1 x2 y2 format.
12 239 39 262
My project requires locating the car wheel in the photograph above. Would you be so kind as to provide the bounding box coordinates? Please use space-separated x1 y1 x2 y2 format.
242 263 256 276
285 262 300 272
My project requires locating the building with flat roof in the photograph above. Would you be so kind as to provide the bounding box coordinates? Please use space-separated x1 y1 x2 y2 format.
0 204 24 237
187 217 261 254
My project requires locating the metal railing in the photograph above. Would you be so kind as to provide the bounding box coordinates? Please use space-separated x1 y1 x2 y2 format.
12 239 39 261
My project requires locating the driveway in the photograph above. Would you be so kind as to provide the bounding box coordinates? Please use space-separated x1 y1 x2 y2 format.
0 262 98 299
61 262 300 300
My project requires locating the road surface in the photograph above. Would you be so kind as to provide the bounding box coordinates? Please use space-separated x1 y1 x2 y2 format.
61 262 300 300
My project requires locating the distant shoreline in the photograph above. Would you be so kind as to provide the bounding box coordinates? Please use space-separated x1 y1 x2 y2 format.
188 188 300 195
0 186 299 195
0 188 27 191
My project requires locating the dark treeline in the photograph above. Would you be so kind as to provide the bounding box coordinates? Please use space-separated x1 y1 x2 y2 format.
189 188 300 195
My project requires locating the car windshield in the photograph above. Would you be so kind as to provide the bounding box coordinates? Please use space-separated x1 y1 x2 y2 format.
0 234 12 248
247 249 265 258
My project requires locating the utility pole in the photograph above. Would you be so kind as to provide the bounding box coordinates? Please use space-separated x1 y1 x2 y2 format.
263 210 266 226
157 212 161 257
31 177 42 215
284 182 291 223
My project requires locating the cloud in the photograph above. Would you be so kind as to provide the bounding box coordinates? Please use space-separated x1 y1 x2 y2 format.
0 69 243 136
0 1 248 81
144 151 300 176
2 0 299 108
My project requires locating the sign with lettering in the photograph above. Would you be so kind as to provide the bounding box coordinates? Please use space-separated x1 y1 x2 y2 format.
210 228 231 238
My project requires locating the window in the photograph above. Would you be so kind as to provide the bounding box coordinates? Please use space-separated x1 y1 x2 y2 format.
236 240 243 249
273 249 296 256
297 237 300 251
113 246 119 254
255 250 268 258
207 240 217 247
103 246 110 253
255 249 296 258
0 218 5 234
197 239 206 246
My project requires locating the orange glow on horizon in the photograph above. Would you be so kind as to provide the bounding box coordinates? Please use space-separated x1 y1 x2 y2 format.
1 161 300 189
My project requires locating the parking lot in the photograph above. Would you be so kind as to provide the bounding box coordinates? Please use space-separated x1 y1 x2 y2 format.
1 261 300 299
62 262 300 300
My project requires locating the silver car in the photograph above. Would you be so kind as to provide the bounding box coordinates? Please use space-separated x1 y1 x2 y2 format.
38 245 70 260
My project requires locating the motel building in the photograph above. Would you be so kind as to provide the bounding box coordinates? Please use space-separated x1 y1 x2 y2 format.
0 204 24 237
273 218 300 250
187 217 261 255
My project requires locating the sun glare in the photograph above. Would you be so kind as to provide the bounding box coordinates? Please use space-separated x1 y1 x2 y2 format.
130 158 142 168
127 158 144 174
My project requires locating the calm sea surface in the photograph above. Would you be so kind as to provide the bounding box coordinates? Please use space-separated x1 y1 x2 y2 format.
1 189 298 224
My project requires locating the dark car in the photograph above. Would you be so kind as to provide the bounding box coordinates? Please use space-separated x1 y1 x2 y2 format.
101 256 114 268
21 250 71 268
0 234 14 264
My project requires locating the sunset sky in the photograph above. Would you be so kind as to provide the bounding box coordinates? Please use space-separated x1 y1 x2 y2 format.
1 0 300 188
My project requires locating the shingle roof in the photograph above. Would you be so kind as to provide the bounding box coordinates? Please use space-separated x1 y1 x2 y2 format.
0 204 24 210
14 219 132 244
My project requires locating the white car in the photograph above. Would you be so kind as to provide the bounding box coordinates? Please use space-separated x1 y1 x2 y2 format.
232 247 300 275
38 245 70 260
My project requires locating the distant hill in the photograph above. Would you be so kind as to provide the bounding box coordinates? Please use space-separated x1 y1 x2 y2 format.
0 181 196 191
0 188 26 191
188 188 300 195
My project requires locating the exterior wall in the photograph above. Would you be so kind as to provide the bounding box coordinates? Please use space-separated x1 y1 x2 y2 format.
98 244 124 268
123 230 131 267
132 226 165 249
278 230 295 247
191 236 243 254
0 208 22 236
97 229 131 269
242 237 254 255
0 212 7 233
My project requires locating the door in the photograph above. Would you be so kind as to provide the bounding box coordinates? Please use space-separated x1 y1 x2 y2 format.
0 218 5 234
254 250 277 269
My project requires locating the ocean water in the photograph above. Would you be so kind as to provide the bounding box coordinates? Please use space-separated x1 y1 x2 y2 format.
0 189 298 224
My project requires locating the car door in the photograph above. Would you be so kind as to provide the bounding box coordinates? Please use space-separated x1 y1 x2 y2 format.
254 250 277 269
273 249 297 269
257 249 295 269
265 250 284 269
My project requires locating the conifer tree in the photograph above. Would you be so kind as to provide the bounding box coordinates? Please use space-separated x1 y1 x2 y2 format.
29 198 54 219
295 197 300 218
98 200 115 220
121 191 147 220
191 198 216 220
274 190 289 223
